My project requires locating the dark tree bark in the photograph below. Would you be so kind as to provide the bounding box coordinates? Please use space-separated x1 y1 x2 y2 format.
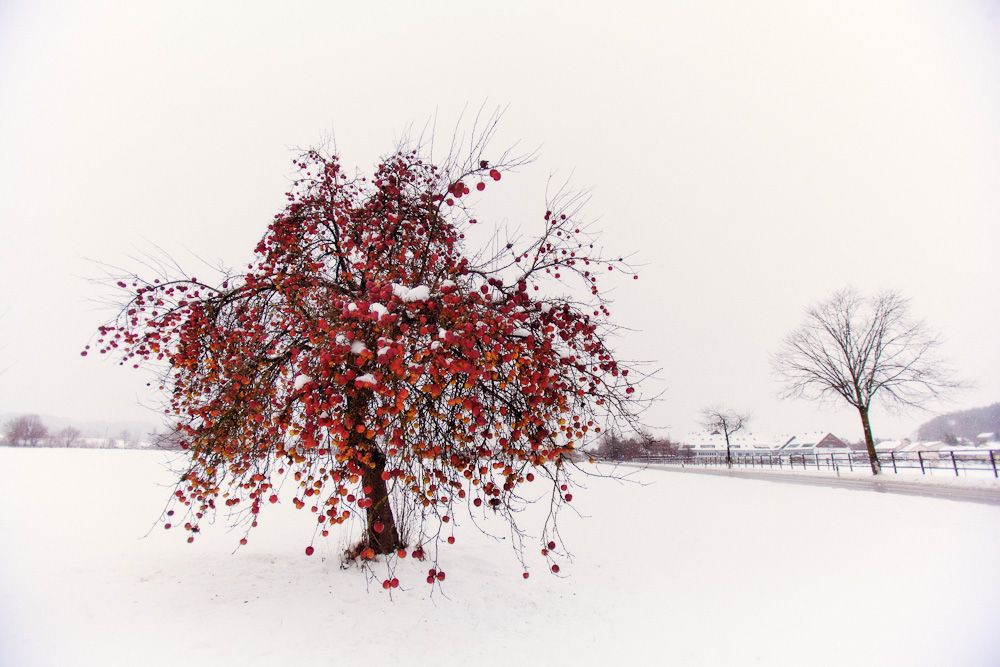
858 407 881 475
360 446 403 554
346 392 403 555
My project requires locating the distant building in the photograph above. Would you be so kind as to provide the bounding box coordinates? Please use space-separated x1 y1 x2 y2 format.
678 431 779 457
875 439 910 453
775 432 850 454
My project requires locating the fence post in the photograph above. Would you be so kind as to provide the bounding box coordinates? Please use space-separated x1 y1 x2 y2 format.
951 451 959 477
918 451 925 475
891 451 897 474
992 450 998 479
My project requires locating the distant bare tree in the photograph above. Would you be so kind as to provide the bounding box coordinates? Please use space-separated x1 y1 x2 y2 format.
594 431 648 460
4 414 49 447
699 406 751 468
118 430 139 448
772 287 963 475
56 426 83 448
151 424 186 451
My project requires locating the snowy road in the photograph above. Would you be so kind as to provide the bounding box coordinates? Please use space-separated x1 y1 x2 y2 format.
633 463 1000 506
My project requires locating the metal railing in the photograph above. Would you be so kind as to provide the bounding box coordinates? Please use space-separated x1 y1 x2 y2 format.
625 449 1000 478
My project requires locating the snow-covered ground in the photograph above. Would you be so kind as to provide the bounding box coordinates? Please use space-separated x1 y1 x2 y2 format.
1 448 998 666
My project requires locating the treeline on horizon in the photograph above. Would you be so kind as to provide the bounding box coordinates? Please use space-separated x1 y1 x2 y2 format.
3 402 997 451
1 413 181 449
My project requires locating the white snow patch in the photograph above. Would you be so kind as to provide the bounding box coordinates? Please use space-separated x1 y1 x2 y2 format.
369 303 388 318
351 341 368 355
355 373 377 386
293 374 312 390
403 285 430 302
511 328 532 338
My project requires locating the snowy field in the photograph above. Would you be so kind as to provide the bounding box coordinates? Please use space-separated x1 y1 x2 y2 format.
1 448 998 667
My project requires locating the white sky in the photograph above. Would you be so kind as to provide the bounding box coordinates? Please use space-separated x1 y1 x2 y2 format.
1 0 998 441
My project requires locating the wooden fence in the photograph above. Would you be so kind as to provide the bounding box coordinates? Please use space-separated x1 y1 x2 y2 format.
627 449 1000 478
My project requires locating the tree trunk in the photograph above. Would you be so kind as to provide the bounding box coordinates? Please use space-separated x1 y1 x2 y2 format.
360 447 403 554
346 394 403 554
858 406 881 475
724 433 732 468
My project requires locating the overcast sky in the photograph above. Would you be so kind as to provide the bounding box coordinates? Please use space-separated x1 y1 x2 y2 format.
1 0 998 441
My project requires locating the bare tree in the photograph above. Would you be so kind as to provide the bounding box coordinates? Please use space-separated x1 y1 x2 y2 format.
699 406 751 468
150 424 186 451
118 429 139 449
593 431 647 460
3 414 49 447
56 426 83 448
771 287 962 475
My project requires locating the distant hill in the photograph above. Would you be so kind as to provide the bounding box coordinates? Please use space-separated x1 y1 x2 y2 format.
916 403 1000 442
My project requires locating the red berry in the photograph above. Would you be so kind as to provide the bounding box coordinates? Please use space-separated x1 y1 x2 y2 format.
551 564 560 573
305 546 314 556
523 572 530 579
